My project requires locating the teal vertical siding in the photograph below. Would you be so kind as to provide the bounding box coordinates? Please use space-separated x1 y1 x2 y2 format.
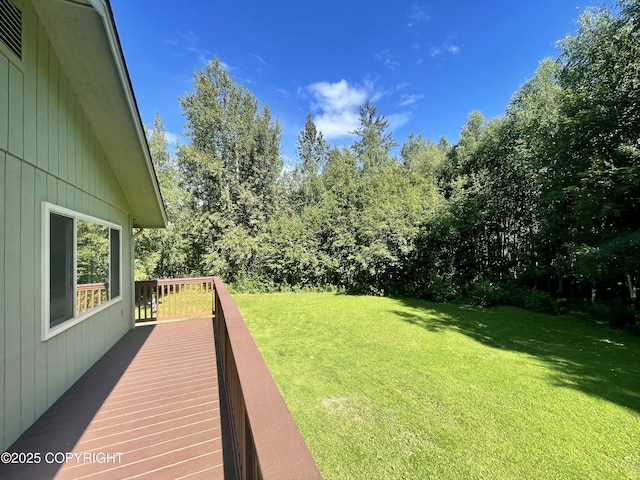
0 57 8 151
0 152 5 445
20 162 36 431
1 0 137 451
4 155 22 447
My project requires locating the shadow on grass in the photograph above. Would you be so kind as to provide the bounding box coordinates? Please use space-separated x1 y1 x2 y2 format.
393 297 640 414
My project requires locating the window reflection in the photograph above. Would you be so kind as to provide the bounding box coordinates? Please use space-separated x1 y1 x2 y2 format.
50 213 74 326
76 219 109 314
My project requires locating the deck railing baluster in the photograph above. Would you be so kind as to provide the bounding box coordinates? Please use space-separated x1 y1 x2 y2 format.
134 277 216 323
76 283 108 315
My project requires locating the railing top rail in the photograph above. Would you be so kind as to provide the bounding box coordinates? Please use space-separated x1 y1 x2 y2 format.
213 277 322 480
156 276 215 285
135 277 215 286
77 282 108 289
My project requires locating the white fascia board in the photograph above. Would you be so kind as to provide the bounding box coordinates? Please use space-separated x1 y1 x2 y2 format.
87 0 167 227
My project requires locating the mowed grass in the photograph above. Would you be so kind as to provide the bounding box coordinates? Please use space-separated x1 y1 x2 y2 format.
233 293 640 480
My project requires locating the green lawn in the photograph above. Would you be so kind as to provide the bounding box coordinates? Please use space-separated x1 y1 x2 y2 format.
233 293 640 480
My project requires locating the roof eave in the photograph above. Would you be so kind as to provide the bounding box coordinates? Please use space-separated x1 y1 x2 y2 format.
32 0 168 228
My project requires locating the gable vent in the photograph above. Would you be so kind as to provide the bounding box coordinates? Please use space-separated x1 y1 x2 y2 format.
0 0 21 59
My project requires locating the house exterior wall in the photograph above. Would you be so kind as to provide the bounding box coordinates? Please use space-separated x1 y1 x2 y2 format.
1 0 135 451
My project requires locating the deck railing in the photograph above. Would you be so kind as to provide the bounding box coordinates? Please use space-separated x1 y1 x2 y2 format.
77 282 108 314
134 277 215 322
213 277 322 480
133 276 321 478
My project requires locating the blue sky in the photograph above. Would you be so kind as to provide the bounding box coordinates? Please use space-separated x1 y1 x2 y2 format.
110 0 607 164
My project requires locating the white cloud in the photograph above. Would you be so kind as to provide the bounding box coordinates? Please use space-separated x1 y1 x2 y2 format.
364 77 387 103
306 81 363 138
250 53 267 66
165 131 180 146
250 54 269 73
314 110 361 140
388 112 412 131
302 80 422 140
375 49 400 70
305 79 383 139
407 3 430 27
173 30 215 65
308 80 368 113
430 42 461 58
399 94 424 107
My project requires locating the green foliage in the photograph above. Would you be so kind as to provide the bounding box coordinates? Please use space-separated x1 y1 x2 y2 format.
135 112 194 280
76 220 109 284
519 288 559 315
544 1 640 297
580 299 640 330
401 133 448 180
609 304 638 328
468 279 505 307
167 58 283 280
425 271 460 303
292 113 329 209
178 57 282 231
136 1 640 321
350 100 397 170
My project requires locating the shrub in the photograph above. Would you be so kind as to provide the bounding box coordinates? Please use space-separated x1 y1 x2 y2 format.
426 272 460 303
521 289 559 314
605 299 639 328
230 275 277 294
610 307 636 327
469 279 506 307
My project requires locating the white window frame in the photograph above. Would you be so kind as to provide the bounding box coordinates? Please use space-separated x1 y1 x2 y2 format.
41 202 122 340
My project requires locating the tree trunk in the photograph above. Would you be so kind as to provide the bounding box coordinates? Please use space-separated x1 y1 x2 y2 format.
627 273 636 307
558 275 564 297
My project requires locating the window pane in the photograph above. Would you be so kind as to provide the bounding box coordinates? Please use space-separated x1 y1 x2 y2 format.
50 213 73 327
110 228 120 298
76 219 109 314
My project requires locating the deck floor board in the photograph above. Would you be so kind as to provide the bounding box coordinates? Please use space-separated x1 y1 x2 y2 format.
0 319 233 479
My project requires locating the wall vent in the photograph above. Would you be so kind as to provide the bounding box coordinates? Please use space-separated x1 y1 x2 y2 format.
0 0 22 59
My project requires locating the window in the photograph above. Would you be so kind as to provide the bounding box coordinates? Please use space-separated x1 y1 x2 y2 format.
42 202 122 340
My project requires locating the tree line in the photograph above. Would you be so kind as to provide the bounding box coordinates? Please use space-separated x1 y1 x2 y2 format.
136 0 640 324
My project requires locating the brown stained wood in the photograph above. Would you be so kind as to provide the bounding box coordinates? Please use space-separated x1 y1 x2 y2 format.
213 277 323 480
0 319 229 480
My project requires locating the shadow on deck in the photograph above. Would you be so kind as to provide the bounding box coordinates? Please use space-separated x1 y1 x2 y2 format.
1 277 321 480
0 319 235 480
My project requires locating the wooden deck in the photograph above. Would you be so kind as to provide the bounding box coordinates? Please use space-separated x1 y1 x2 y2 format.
0 319 235 480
